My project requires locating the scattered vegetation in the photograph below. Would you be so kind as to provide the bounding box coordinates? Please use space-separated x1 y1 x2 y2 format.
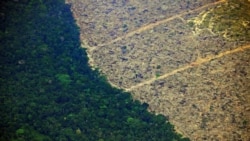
188 0 250 41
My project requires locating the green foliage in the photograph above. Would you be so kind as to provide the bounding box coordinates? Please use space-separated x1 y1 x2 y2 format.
0 0 189 141
156 65 161 69
155 72 161 78
13 126 51 141
56 73 72 85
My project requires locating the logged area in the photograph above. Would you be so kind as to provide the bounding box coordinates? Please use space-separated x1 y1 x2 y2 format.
66 0 250 140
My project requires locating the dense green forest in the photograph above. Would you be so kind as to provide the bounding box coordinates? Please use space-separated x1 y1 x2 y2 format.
0 0 190 140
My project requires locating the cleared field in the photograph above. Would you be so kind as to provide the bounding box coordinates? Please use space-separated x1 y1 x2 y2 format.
66 0 250 140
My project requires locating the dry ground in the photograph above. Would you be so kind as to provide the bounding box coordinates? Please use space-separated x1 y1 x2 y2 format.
66 0 250 140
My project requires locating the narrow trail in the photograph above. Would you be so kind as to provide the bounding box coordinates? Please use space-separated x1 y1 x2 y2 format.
88 0 226 52
126 44 250 91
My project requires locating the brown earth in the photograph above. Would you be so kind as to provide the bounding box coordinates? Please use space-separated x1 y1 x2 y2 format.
65 0 250 140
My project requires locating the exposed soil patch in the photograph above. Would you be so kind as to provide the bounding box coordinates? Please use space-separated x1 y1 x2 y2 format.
66 0 250 140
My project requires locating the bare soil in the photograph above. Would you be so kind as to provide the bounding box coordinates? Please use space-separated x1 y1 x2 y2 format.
66 0 250 140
